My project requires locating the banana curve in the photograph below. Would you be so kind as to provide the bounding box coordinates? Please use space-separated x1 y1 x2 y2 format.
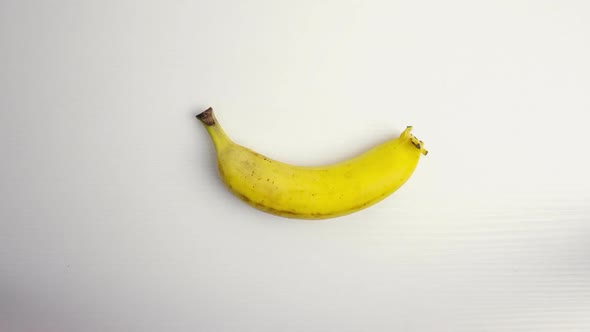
196 107 427 220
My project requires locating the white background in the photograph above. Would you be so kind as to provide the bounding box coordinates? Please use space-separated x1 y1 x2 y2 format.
1 0 590 331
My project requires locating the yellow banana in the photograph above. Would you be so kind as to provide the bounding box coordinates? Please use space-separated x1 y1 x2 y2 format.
196 108 427 220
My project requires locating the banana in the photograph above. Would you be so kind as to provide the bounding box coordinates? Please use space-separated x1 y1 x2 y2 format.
196 108 427 219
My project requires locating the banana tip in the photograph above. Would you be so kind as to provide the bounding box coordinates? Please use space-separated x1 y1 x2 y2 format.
196 107 215 126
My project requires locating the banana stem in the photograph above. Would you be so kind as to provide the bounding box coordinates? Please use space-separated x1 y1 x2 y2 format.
196 107 216 126
196 107 232 149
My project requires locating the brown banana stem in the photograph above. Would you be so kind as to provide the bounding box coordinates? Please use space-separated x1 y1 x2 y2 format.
196 107 216 126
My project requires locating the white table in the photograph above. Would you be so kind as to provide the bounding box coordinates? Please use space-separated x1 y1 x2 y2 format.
2 1 589 331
